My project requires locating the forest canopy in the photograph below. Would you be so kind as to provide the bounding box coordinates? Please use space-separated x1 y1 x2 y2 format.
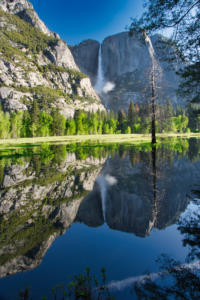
129 0 200 103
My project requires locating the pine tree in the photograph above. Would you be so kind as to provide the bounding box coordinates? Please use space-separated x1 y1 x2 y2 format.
117 109 127 133
128 101 135 132
0 109 10 139
30 100 39 124
10 111 23 138
51 109 66 136
21 110 31 137
38 112 53 136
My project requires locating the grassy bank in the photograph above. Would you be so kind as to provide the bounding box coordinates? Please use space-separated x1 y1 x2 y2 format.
0 133 200 147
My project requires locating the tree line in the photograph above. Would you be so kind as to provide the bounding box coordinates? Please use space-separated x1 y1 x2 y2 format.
0 100 198 139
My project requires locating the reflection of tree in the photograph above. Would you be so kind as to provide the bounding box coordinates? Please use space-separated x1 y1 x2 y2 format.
152 145 157 215
134 198 200 299
178 201 200 263
134 255 200 300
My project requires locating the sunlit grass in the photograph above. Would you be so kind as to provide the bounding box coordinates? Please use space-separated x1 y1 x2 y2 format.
0 133 200 147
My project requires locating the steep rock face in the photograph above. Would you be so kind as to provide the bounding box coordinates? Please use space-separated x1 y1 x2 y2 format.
101 32 183 111
47 39 79 70
72 32 183 112
102 32 152 80
0 152 106 277
0 0 105 116
70 40 100 86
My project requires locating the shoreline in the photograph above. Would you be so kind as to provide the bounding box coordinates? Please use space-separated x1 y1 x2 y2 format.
0 133 200 146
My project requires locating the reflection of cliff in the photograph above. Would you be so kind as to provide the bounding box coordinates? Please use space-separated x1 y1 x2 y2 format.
77 150 200 237
0 154 106 278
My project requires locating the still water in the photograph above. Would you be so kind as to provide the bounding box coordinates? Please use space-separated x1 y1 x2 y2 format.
0 139 200 299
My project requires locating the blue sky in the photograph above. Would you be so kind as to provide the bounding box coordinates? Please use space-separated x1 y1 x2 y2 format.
29 0 144 45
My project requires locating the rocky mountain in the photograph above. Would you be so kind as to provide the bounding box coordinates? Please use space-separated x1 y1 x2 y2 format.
71 32 184 112
0 147 106 277
0 0 105 118
0 0 56 37
70 40 99 86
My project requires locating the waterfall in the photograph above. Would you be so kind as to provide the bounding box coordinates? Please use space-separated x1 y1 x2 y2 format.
145 34 162 78
94 45 105 93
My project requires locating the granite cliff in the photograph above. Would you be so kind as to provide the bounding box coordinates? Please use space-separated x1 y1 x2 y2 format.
0 0 105 117
71 32 184 112
70 40 99 86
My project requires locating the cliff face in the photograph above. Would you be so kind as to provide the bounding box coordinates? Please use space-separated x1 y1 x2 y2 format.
0 0 105 117
72 32 183 112
0 151 106 277
102 32 152 80
0 0 56 37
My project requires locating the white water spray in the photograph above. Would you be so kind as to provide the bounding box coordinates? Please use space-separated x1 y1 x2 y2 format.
94 45 115 94
94 45 105 93
97 175 107 221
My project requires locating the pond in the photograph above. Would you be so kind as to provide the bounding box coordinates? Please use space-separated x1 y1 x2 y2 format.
0 138 200 299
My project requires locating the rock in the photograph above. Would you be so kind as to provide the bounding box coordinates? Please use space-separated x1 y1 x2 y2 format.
0 0 54 37
80 77 99 100
50 40 79 70
0 0 32 14
102 32 152 80
70 40 100 85
53 98 74 119
0 86 12 99
71 32 184 111
102 32 184 111
0 1 105 116
0 87 29 112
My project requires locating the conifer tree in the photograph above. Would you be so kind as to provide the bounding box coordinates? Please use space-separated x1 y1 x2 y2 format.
117 109 127 133
51 109 66 136
128 101 135 132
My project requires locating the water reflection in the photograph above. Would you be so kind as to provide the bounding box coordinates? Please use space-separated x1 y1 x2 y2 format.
77 139 200 238
0 143 107 277
0 139 200 282
133 198 200 299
